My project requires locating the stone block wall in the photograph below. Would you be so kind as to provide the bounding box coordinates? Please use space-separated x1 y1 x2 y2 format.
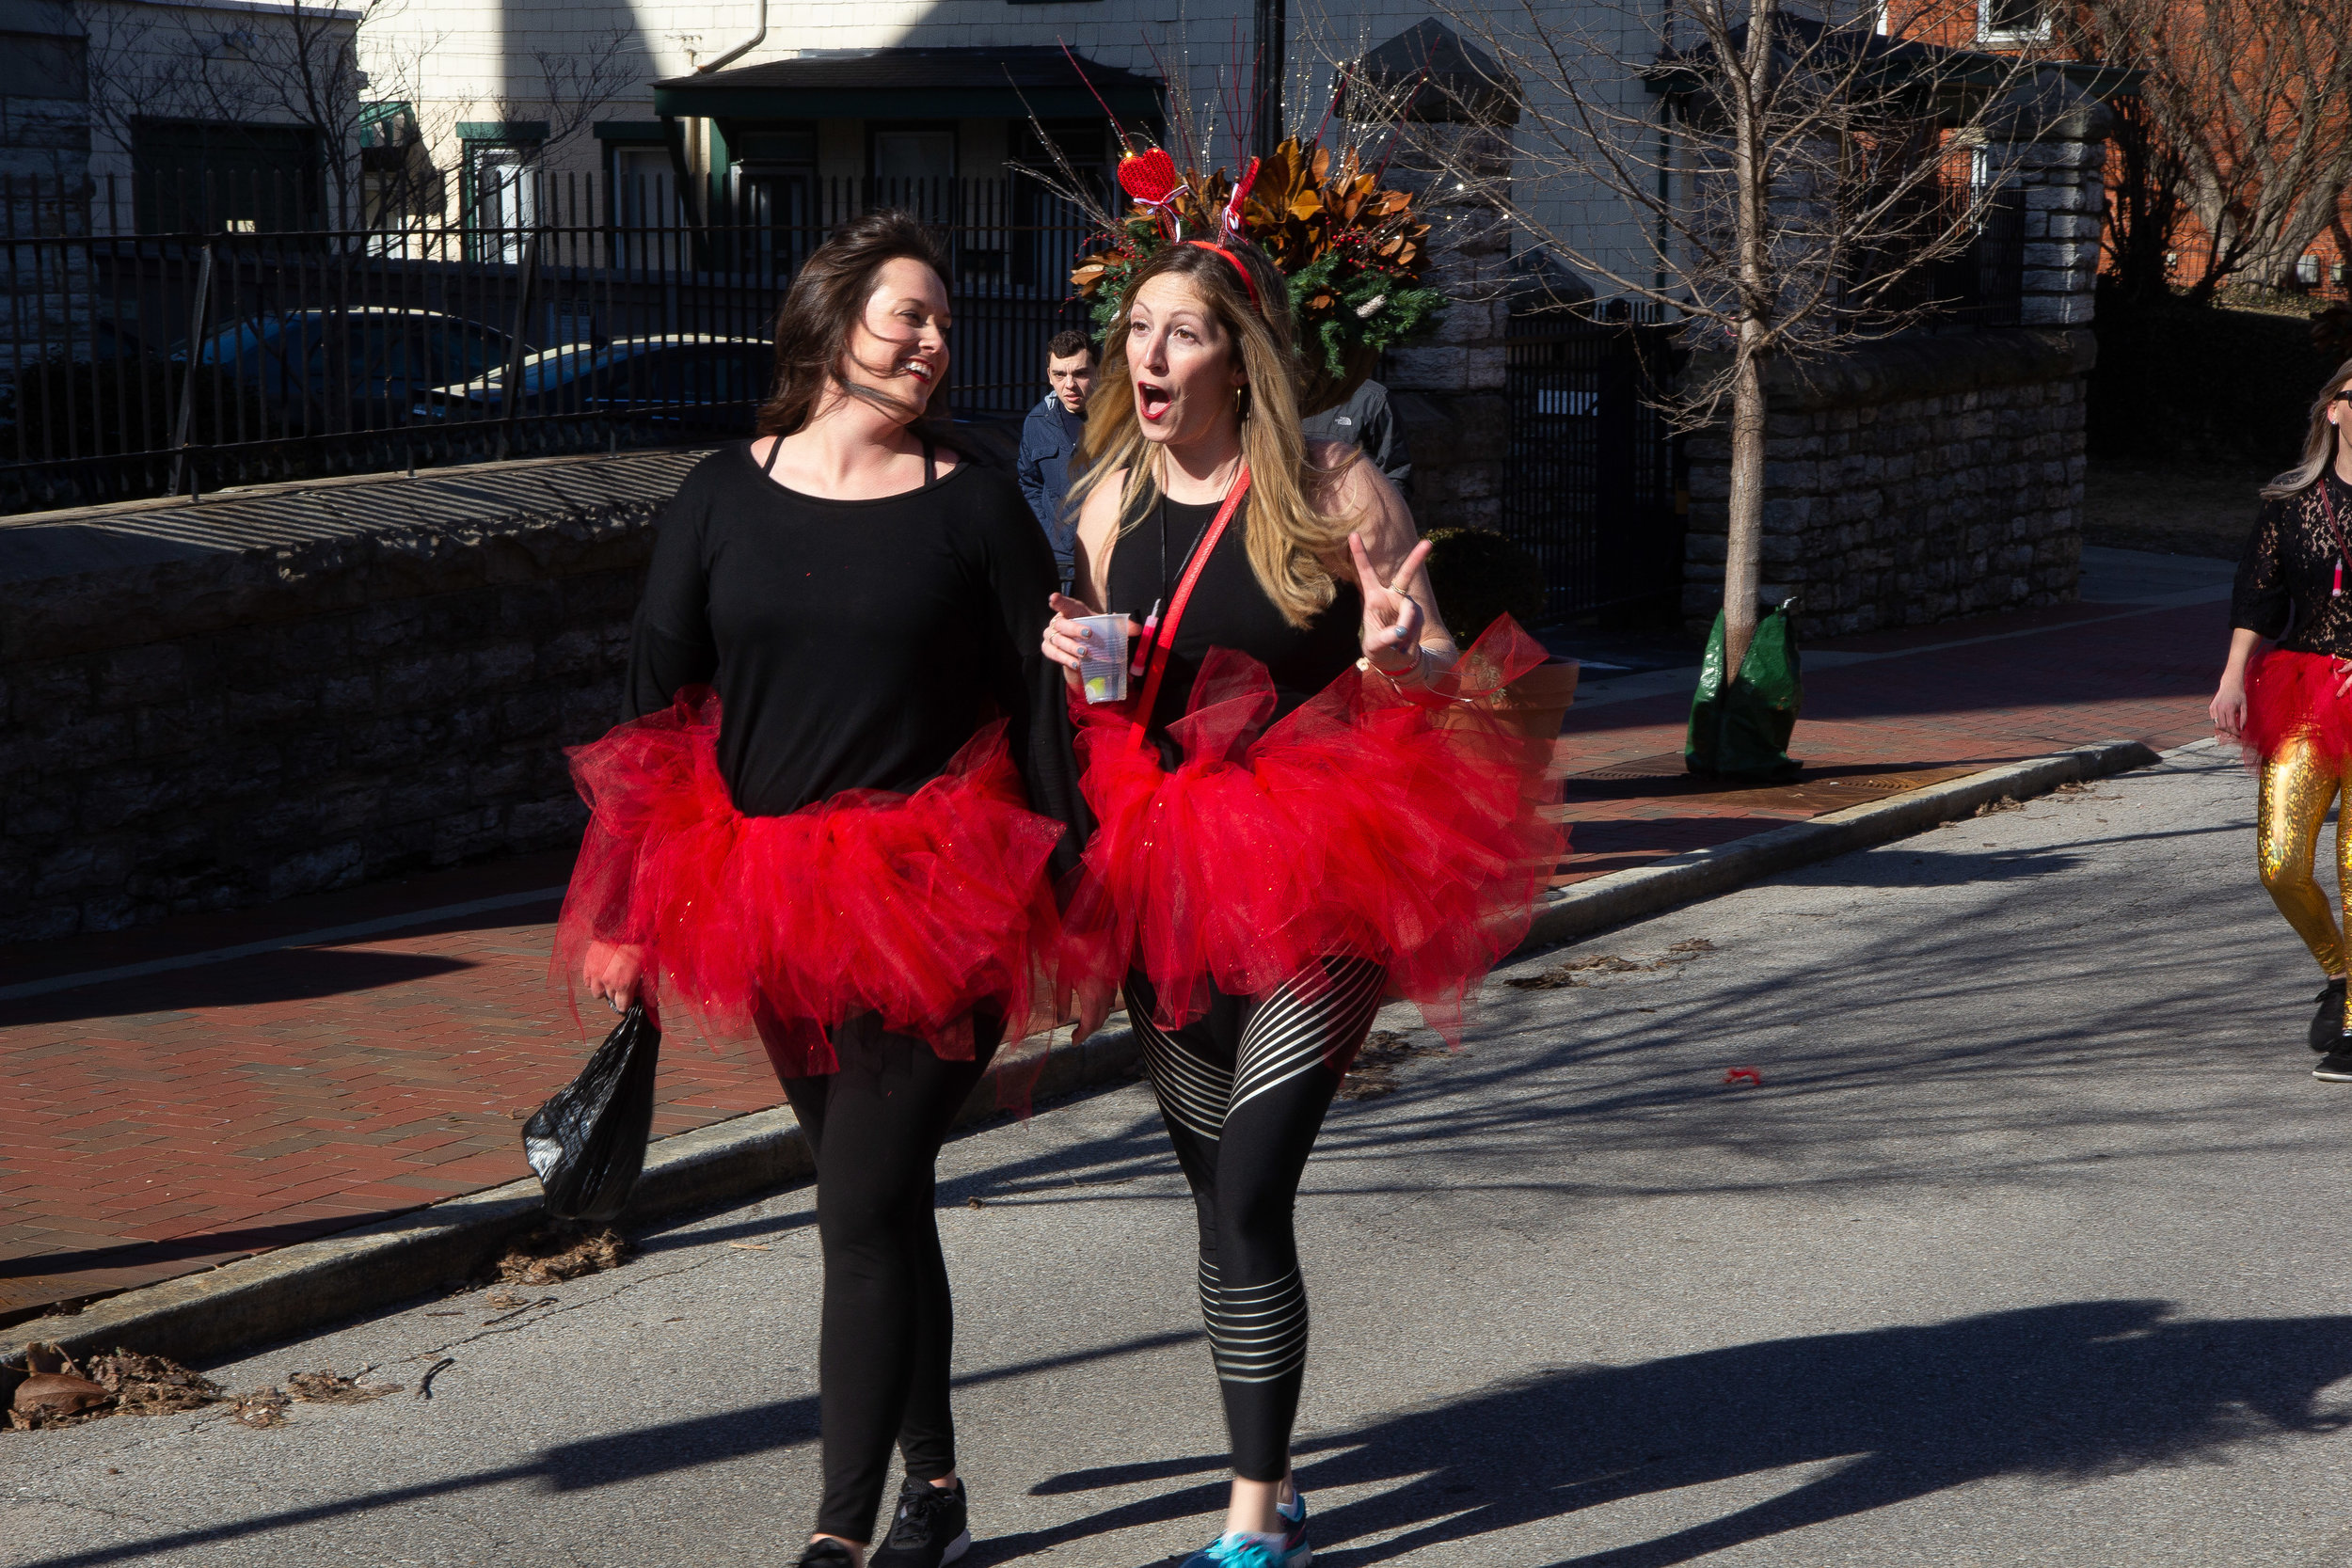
1680 328 2093 638
0 449 704 942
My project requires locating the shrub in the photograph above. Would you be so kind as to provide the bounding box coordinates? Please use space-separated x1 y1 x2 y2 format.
2088 285 2336 468
1422 526 1548 641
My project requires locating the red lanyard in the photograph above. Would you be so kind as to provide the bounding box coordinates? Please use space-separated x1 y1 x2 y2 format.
1127 467 1250 751
2320 481 2352 598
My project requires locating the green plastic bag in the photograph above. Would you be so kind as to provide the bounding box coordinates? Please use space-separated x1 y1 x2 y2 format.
1685 598 1803 782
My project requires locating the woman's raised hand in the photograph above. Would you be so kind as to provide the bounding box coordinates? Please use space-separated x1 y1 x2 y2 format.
1042 593 1143 679
1350 531 1433 673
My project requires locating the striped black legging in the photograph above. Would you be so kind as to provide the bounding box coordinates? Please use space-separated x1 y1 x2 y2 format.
1125 956 1389 1482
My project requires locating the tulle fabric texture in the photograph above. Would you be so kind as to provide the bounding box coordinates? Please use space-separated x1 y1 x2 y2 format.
1058 615 1566 1045
2240 648 2352 766
551 689 1065 1091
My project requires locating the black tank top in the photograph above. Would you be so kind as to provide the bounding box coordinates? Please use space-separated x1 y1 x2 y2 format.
1104 492 1363 746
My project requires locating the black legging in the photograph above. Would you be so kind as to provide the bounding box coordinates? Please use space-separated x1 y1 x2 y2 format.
774 1011 1000 1544
1126 957 1388 1482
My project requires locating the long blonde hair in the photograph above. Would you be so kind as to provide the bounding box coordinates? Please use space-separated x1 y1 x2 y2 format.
1068 240 1356 627
2264 357 2352 499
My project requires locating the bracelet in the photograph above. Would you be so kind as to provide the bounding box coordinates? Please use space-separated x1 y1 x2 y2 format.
1369 644 1427 683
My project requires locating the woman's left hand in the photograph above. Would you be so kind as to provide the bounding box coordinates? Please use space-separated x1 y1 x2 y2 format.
1350 531 1433 673
2335 657 2352 700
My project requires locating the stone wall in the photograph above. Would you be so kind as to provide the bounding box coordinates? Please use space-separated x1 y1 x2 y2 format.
0 450 703 943
1680 328 2092 638
1349 21 1518 535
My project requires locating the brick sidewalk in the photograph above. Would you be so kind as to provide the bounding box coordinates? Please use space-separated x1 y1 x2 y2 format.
0 590 2229 1325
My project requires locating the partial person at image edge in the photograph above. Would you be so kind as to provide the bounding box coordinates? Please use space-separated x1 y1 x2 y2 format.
1017 328 1096 582
2211 355 2352 1085
1299 377 1411 496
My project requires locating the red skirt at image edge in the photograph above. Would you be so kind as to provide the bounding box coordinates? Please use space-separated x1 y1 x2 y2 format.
2240 648 2352 765
550 689 1066 1082
1058 615 1568 1045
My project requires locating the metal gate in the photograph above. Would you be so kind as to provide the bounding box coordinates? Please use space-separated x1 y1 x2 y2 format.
1502 308 1684 619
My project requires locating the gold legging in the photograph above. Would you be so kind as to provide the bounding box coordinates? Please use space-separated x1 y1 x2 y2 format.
2260 737 2352 1026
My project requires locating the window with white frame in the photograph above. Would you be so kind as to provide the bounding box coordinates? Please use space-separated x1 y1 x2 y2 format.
1979 0 2050 43
466 138 541 262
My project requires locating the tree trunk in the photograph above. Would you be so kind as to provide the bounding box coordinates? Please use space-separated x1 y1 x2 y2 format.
1724 323 1769 677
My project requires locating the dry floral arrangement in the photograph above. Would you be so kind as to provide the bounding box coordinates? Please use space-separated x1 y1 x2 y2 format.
1027 48 1448 414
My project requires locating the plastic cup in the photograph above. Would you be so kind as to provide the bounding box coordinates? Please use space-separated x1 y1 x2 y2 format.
1075 614 1130 705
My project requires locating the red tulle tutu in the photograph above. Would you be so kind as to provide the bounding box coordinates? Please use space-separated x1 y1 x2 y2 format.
2240 648 2352 765
1057 617 1567 1043
552 689 1066 1082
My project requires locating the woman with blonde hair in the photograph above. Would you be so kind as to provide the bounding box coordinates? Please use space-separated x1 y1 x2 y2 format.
2213 358 2352 1081
1041 236 1560 1568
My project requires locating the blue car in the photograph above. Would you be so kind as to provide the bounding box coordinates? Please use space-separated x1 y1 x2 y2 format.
187 308 511 425
411 334 771 435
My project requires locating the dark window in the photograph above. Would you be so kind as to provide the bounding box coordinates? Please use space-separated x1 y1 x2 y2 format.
132 120 325 233
1981 0 2047 38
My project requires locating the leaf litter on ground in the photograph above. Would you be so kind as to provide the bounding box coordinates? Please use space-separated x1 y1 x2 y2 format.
1507 937 1718 991
488 1225 633 1286
5 1342 229 1431
1338 1030 1457 1101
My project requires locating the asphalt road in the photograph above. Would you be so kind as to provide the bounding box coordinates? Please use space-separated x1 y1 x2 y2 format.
8 740 2352 1568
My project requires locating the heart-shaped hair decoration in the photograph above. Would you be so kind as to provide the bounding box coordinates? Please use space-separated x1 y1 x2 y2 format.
1118 148 1179 206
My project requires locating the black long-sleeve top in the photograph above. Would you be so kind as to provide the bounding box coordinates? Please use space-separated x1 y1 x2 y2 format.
2233 473 2352 657
622 443 1089 874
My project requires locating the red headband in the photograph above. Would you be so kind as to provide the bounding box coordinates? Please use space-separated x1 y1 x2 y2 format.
1184 240 1261 308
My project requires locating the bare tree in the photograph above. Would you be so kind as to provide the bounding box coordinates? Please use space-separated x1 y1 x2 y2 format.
1347 0 2058 673
2070 0 2352 299
490 28 640 176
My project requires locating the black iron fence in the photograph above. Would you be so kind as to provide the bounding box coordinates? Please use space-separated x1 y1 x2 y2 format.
1502 304 1685 620
0 171 1096 515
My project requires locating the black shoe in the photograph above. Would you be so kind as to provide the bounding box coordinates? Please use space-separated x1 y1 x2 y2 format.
2316 1051 2352 1083
870 1476 970 1568
795 1542 858 1568
2314 980 2348 1052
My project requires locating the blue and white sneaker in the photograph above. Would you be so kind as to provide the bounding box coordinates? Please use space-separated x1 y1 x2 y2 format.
1180 1492 1309 1568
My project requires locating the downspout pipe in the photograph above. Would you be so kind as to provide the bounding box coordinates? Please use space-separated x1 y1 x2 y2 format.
696 0 767 73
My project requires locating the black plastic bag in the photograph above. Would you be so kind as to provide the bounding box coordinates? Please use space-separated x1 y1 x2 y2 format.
1685 598 1804 782
523 1004 661 1223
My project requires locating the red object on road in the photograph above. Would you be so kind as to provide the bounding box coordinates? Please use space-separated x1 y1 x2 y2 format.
1724 1067 1762 1086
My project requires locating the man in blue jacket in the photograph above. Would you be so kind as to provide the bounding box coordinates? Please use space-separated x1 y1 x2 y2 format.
1017 329 1095 584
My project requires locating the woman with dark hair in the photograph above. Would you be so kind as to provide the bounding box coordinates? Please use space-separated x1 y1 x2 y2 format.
2214 358 2352 1083
554 211 1082 1568
1042 237 1560 1568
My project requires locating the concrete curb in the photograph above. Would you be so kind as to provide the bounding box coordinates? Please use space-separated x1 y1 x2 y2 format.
6 736 2164 1367
1519 738 2163 950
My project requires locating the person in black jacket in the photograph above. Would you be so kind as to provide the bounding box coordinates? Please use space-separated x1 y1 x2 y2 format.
1015 328 1095 582
2212 358 2352 1080
555 212 1083 1568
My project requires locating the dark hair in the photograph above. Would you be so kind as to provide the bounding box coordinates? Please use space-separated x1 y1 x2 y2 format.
755 210 952 438
1046 328 1094 363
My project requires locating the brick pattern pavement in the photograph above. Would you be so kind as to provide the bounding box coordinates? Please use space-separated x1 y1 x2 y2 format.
0 594 2230 1323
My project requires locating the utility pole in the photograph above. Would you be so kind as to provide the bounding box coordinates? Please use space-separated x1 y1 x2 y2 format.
1252 0 1285 158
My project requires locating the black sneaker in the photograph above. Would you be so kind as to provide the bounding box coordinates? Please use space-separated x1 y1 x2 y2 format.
2316 1051 2352 1083
2313 980 2348 1052
795 1542 858 1568
869 1476 970 1567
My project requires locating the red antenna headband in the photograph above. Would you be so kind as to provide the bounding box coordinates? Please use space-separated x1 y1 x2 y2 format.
1183 240 1261 309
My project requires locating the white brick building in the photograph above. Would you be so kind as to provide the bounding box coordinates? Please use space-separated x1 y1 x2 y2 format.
351 0 1659 285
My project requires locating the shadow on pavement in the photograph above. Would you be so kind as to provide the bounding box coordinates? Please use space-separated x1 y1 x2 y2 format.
11 1329 1201 1568
1014 1300 2352 1567
6 948 477 1026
